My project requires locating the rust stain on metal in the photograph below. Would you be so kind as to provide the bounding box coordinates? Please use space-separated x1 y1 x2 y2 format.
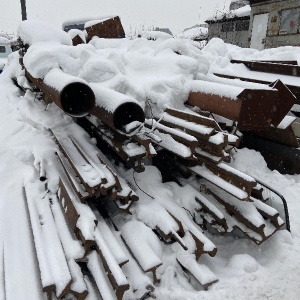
237 88 276 130
85 16 125 42
72 34 85 46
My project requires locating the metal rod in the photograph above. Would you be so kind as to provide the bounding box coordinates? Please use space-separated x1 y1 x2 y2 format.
253 177 290 232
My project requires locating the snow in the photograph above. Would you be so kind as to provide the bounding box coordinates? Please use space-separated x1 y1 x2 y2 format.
206 5 250 22
188 79 244 100
91 83 142 113
121 220 163 272
0 36 10 44
62 15 116 28
68 29 86 43
141 30 172 41
85 18 115 29
277 115 296 130
190 165 249 200
18 20 72 46
1 19 300 300
177 27 208 40
87 251 117 300
234 5 251 18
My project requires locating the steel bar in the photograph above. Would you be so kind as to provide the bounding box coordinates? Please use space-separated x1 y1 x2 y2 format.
252 60 298 65
77 117 148 172
253 177 290 232
214 72 300 103
231 59 300 77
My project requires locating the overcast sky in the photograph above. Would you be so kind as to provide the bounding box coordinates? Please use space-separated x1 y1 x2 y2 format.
0 0 231 35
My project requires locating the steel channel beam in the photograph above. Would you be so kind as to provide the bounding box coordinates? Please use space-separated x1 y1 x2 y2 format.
231 59 300 77
187 88 280 131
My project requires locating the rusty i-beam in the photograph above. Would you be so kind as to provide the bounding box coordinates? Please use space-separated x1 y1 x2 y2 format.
186 79 296 131
231 59 300 77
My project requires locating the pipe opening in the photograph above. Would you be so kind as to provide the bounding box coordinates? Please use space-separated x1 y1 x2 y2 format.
61 83 95 117
114 102 145 130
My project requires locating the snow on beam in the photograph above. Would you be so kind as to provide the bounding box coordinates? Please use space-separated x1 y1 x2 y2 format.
24 185 72 298
91 204 129 267
159 111 215 141
120 220 163 283
112 231 155 299
253 115 299 148
187 80 286 131
57 175 97 255
67 259 88 300
175 244 218 289
55 136 107 196
190 165 250 201
94 227 130 300
77 117 148 172
87 251 117 300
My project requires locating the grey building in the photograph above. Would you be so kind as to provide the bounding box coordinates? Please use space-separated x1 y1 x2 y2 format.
205 5 250 48
249 0 300 49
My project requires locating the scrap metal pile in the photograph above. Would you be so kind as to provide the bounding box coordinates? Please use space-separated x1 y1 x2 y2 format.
14 17 298 300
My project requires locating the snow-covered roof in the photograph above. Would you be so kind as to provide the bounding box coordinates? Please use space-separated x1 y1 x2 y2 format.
0 36 10 44
206 5 251 22
140 30 172 40
177 27 208 40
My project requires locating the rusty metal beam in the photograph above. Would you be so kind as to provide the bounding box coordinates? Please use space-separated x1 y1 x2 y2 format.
252 60 298 65
240 133 300 175
72 34 85 46
231 59 300 77
269 80 297 126
214 73 300 103
187 88 280 131
77 117 148 172
85 16 125 42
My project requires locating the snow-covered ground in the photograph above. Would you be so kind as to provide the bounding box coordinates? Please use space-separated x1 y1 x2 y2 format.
0 20 300 299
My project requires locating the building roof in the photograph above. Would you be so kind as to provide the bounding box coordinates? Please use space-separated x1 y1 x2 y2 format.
205 5 251 23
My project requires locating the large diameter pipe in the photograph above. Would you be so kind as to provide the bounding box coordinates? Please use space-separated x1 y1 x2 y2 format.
90 84 145 131
25 69 95 117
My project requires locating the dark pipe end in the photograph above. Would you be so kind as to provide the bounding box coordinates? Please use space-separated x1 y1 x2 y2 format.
114 102 145 130
39 176 47 182
61 83 95 117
